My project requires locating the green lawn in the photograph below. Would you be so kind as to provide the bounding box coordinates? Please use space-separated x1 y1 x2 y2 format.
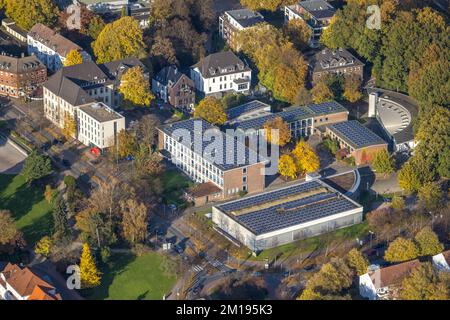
0 174 52 245
250 222 369 261
161 169 193 206
86 252 177 300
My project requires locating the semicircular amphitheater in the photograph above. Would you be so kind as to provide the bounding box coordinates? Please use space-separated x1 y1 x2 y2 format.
377 98 411 136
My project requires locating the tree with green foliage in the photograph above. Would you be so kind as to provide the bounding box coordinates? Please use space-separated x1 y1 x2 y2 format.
80 243 102 288
414 227 444 257
221 93 247 109
372 149 395 176
384 237 419 263
51 194 71 241
21 150 52 184
4 0 59 30
194 97 227 125
75 208 116 248
87 15 106 40
92 16 146 63
346 248 369 276
418 182 443 212
119 66 154 108
401 263 449 300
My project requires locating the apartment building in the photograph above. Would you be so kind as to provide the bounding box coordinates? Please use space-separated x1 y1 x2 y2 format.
219 9 264 50
0 53 47 98
152 65 196 112
78 102 125 149
190 51 252 97
1 19 27 43
27 23 91 72
311 48 365 83
43 58 146 128
284 0 336 48
158 118 267 202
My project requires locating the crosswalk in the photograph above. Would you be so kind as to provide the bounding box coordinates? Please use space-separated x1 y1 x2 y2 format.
192 265 204 272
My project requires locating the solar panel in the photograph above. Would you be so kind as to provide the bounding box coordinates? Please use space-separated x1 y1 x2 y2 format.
328 120 386 149
304 101 347 116
227 100 270 120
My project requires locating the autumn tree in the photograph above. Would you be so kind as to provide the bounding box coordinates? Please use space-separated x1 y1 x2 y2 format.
34 236 53 257
384 237 419 263
401 263 449 300
311 80 334 104
283 18 312 51
87 15 106 39
263 117 291 146
292 140 320 175
44 185 55 203
75 208 116 248
117 130 138 159
295 87 313 106
150 36 179 70
62 114 77 140
64 50 83 67
372 149 395 176
343 74 362 103
120 199 148 244
418 182 444 211
21 150 52 184
194 97 227 125
346 248 369 276
414 227 444 257
0 210 18 245
80 243 101 288
391 196 405 211
397 160 422 193
4 0 59 30
278 154 297 180
92 16 146 63
240 0 296 11
119 66 154 108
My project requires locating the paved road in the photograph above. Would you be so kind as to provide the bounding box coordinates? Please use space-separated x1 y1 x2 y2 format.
0 135 26 174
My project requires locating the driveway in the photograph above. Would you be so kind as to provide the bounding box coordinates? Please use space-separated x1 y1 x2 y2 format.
0 135 26 174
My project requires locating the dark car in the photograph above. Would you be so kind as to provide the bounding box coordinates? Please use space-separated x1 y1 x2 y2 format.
62 159 71 167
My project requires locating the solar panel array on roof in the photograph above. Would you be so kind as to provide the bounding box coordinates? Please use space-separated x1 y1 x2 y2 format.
227 100 270 120
304 101 347 116
328 120 386 149
160 118 266 171
216 179 360 235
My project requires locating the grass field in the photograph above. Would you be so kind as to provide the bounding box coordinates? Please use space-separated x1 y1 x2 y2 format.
161 169 193 206
86 252 177 300
0 174 52 245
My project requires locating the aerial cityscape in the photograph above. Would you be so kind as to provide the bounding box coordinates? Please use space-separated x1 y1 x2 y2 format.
0 0 448 306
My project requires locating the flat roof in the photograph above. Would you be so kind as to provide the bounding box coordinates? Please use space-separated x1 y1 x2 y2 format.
327 120 387 150
215 179 361 235
226 100 271 121
159 118 267 171
226 9 264 28
79 102 123 123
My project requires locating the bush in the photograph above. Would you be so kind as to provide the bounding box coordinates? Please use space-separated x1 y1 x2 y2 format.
132 243 152 257
100 247 111 263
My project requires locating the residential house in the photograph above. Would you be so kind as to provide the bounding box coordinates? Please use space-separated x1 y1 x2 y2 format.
284 0 336 48
311 48 364 83
0 263 62 300
190 51 252 97
0 53 47 98
219 9 264 50
152 65 196 113
27 23 91 72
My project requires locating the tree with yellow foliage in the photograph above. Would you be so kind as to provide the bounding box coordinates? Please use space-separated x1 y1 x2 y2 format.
384 237 419 263
92 16 146 63
80 243 101 288
119 66 154 107
343 74 362 103
292 140 320 175
64 50 83 67
34 236 53 257
240 0 296 11
311 81 334 103
283 18 312 51
278 154 297 180
263 116 291 146
194 97 227 125
62 114 77 140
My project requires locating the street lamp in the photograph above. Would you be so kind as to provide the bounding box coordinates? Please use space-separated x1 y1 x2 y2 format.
369 230 375 248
